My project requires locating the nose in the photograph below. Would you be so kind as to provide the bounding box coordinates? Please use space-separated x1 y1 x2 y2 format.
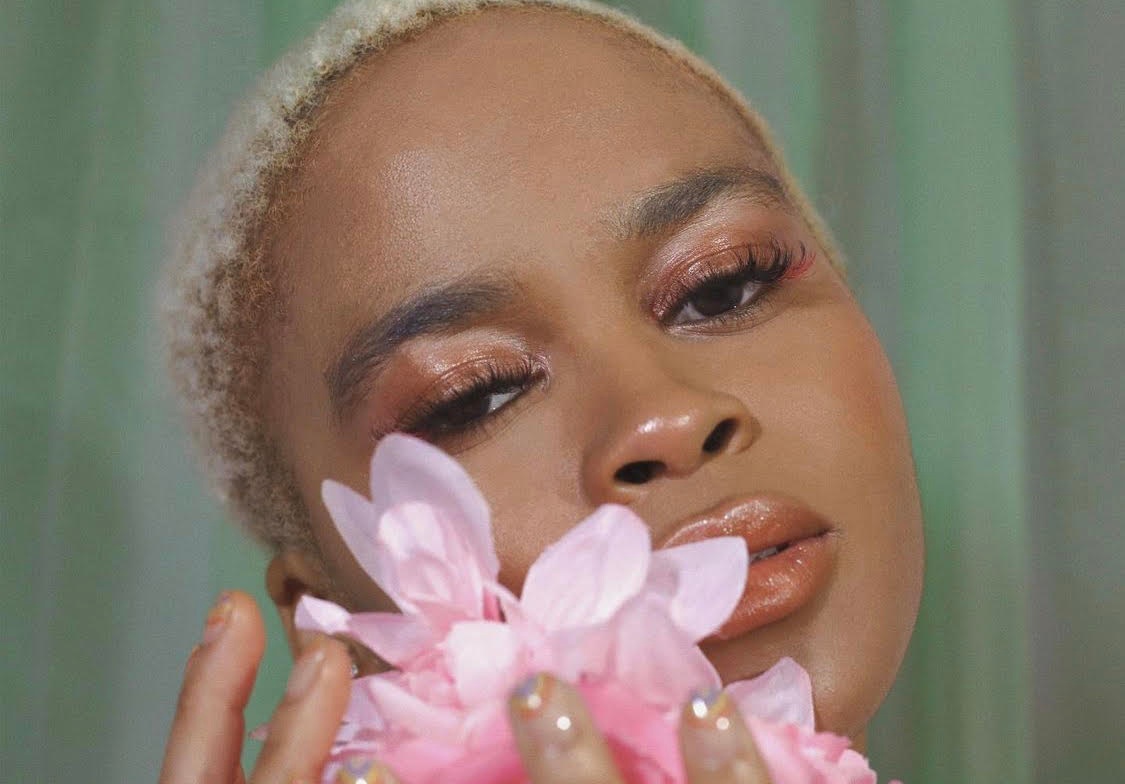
580 370 756 505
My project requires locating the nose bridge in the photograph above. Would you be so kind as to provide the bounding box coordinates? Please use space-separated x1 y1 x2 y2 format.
577 331 755 505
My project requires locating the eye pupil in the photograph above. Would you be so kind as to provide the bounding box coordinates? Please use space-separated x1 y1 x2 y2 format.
687 279 748 318
429 387 520 431
443 393 493 427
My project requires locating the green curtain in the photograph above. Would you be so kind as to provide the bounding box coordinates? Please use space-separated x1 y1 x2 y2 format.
3 1 1121 781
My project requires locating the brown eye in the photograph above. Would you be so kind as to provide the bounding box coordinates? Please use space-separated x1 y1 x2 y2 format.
423 386 521 433
685 278 755 318
670 276 758 325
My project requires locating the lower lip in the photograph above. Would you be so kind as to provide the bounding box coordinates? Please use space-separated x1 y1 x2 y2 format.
713 532 835 640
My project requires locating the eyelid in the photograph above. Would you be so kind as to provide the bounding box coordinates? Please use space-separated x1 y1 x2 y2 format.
373 354 547 448
652 237 810 322
650 245 752 319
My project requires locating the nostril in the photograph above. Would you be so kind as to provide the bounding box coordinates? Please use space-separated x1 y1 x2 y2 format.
702 418 737 454
615 460 665 485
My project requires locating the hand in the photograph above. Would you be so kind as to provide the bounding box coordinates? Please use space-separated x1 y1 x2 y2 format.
334 672 773 784
158 591 352 784
505 673 773 784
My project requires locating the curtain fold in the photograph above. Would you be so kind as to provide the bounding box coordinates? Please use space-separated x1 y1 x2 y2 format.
2 1 1120 781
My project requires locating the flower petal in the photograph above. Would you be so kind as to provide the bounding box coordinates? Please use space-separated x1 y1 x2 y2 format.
375 502 488 621
295 595 437 669
442 621 524 707
347 613 436 668
294 594 352 636
363 676 462 744
521 504 651 630
321 480 386 587
582 680 681 777
648 536 748 641
727 656 816 730
374 737 465 784
369 434 499 578
609 593 720 707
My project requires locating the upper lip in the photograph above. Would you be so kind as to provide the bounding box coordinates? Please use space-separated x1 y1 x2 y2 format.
655 493 834 554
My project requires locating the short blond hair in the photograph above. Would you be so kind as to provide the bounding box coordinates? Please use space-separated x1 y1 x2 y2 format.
161 0 842 553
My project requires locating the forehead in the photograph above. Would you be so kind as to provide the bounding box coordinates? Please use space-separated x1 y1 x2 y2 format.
271 7 769 337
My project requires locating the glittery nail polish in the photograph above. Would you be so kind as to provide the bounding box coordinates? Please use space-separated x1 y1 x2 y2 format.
335 757 383 784
680 688 742 772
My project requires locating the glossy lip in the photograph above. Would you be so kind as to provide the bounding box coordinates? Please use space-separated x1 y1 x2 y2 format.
657 494 837 640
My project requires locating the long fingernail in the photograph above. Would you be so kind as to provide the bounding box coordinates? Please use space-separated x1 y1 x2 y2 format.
681 689 740 771
201 592 233 645
508 673 582 756
285 646 326 701
335 756 391 783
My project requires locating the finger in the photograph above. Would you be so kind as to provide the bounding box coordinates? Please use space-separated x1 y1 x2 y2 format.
249 633 352 783
679 690 772 784
159 591 266 784
331 756 402 783
507 673 626 784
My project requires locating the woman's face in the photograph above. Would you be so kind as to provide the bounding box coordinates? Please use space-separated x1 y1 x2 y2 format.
262 9 923 741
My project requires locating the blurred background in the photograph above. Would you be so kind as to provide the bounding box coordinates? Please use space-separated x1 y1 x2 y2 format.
2 0 1122 781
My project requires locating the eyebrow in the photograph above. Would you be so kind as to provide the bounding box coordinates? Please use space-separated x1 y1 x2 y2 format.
614 165 790 240
325 278 512 423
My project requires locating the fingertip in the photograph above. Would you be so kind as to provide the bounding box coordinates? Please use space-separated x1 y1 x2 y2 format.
222 590 266 651
249 632 353 781
333 756 401 784
285 634 350 703
679 690 769 784
507 673 623 784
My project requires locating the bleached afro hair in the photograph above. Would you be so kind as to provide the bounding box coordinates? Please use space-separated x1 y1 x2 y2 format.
161 0 843 554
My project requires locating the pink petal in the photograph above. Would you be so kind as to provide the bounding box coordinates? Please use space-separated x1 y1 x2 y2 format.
294 594 351 636
347 613 436 668
547 623 614 682
747 718 876 784
377 502 484 619
648 536 748 641
583 680 681 776
727 657 816 730
369 434 499 579
442 621 525 706
521 504 651 630
363 677 462 744
432 743 524 784
321 480 385 586
609 594 720 707
294 596 437 669
342 678 388 730
375 738 464 784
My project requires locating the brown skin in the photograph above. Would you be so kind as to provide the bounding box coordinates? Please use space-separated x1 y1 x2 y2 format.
161 8 924 781
264 8 922 740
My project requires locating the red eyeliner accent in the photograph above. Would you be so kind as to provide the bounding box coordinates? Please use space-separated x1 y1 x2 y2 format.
782 244 816 280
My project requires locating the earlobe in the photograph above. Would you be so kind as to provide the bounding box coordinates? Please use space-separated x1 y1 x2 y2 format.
266 549 331 658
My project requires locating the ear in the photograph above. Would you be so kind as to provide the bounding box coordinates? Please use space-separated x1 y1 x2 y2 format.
266 549 331 659
266 549 388 675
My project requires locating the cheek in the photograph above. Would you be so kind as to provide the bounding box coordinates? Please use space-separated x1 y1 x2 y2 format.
455 432 584 592
810 315 923 728
732 300 923 734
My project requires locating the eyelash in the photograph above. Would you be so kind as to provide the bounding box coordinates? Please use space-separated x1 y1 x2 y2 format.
390 237 812 444
391 356 546 445
656 237 811 327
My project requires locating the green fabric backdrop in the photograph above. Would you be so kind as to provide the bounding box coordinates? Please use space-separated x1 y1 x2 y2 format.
2 1 1121 781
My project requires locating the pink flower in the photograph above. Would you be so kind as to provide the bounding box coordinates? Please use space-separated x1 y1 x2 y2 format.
294 434 892 784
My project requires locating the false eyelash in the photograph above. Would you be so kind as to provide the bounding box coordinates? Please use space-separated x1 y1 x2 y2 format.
659 237 811 326
390 356 543 441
